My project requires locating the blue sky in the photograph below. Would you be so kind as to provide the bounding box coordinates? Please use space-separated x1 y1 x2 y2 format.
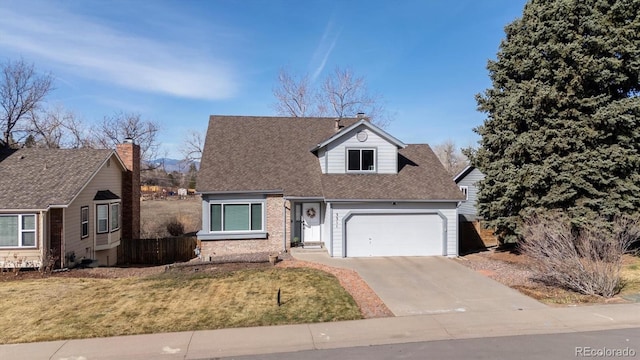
0 0 527 159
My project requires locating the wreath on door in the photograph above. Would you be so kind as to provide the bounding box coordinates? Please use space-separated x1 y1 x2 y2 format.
306 207 317 219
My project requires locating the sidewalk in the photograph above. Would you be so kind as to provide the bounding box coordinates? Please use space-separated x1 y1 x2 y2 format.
2 303 640 359
3 250 640 359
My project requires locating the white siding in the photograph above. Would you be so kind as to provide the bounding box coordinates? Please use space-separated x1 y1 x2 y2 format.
324 125 398 174
329 202 458 257
317 148 326 173
321 201 332 253
456 167 485 218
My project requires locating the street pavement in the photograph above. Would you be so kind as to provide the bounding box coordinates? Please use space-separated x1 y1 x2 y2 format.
2 251 640 359
223 327 640 360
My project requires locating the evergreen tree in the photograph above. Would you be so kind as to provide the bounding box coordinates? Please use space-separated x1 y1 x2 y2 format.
188 162 197 189
474 0 640 243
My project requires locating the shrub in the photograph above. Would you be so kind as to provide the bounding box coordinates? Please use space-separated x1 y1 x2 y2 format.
165 217 185 236
519 212 640 297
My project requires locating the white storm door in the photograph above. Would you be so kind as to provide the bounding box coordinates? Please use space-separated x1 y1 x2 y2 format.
302 203 321 242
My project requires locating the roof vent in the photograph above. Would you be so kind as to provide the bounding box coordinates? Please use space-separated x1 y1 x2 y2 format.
356 112 366 119
334 118 341 132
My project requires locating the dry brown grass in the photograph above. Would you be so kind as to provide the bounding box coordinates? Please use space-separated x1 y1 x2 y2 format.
0 267 361 344
140 196 201 238
620 255 640 295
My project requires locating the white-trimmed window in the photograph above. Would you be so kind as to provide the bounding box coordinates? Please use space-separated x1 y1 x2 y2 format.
97 204 109 233
81 206 89 238
0 214 36 248
210 203 263 232
347 148 376 172
110 203 120 231
96 202 120 234
459 186 469 200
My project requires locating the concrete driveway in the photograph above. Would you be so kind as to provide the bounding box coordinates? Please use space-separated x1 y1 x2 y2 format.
291 250 545 316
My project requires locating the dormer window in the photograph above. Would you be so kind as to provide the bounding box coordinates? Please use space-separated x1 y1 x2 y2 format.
459 186 469 200
347 149 375 172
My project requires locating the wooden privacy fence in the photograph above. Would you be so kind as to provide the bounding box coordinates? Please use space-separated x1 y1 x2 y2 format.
118 236 197 265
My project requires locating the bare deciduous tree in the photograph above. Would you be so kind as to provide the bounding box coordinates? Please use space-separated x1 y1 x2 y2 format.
272 70 314 117
0 59 54 147
319 67 389 127
179 130 205 162
28 105 93 149
91 111 160 166
433 140 468 177
272 66 391 126
27 107 63 148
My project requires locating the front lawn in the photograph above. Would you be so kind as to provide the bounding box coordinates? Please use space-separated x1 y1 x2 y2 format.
0 267 361 344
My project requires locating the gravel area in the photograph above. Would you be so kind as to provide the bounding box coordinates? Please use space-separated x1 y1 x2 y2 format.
454 249 636 305
455 249 538 288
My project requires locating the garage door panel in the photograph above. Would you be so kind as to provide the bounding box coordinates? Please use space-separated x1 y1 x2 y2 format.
346 213 443 257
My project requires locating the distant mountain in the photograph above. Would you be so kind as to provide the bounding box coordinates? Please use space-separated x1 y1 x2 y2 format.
150 158 199 173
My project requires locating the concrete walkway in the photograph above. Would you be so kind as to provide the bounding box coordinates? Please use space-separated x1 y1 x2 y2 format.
2 303 640 359
2 252 640 359
290 249 545 316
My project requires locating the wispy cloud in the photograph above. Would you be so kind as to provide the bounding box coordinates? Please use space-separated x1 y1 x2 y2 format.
0 2 238 100
310 18 341 83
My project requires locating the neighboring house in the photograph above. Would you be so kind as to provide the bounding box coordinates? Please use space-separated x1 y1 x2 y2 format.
0 140 140 269
453 165 485 222
453 165 497 251
196 115 465 258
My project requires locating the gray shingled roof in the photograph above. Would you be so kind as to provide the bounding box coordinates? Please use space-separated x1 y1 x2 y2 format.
197 115 464 201
0 148 115 210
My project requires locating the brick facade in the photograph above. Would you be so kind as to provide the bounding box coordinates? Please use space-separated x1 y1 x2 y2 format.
49 208 63 269
116 140 141 240
199 195 291 258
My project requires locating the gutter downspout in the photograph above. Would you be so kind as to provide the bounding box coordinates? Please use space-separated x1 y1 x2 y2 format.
282 198 287 253
327 202 332 257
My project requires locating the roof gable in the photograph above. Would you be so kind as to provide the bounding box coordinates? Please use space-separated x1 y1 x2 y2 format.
0 148 122 210
454 165 482 183
310 119 406 153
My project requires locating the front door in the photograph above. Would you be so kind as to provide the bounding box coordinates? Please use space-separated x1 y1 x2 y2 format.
302 203 321 243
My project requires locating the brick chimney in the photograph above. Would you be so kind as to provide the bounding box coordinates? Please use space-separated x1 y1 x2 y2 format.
116 138 140 240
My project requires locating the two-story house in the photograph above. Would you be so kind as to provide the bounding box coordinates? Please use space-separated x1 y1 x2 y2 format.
196 115 464 258
0 140 140 269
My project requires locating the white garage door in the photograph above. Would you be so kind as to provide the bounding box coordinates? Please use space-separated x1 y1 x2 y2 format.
345 213 443 257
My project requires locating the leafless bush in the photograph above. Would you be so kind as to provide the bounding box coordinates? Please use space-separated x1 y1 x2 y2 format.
39 249 59 275
519 212 640 297
141 217 168 239
0 253 26 276
165 217 185 236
